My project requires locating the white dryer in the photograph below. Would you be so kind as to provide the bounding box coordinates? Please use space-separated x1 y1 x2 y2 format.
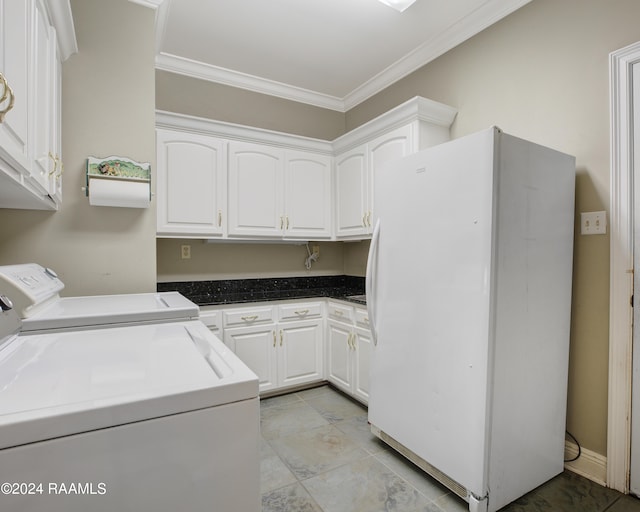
0 263 199 333
0 296 260 511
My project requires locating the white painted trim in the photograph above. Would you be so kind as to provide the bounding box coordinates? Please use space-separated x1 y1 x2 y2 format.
45 0 78 61
128 0 166 9
155 53 346 112
155 110 334 155
608 41 640 493
153 0 531 111
156 95 457 156
565 441 607 487
332 96 457 153
343 0 533 110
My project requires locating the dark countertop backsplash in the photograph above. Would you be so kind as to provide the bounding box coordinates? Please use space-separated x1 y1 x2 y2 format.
157 275 366 306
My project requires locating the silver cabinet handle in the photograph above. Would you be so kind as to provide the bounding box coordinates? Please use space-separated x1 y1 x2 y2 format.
280 215 284 230
286 215 290 229
218 210 222 227
241 315 258 322
294 309 309 316
366 211 372 227
334 310 343 316
280 329 283 347
362 213 367 227
273 330 276 348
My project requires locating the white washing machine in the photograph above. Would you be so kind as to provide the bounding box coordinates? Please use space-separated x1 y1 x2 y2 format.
0 294 260 511
0 263 199 333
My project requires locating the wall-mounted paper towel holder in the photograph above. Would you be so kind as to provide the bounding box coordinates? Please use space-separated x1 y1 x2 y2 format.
83 156 152 208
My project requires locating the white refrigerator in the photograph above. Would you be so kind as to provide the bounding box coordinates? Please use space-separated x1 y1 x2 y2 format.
366 127 575 512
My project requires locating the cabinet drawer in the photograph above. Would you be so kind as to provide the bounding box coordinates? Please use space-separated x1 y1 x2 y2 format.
224 306 274 327
354 308 370 328
199 309 221 330
327 302 354 322
278 302 323 321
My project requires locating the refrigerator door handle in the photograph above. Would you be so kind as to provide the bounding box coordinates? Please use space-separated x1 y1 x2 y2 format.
366 219 381 345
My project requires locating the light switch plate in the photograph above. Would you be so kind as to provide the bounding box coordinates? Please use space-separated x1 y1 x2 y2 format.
581 211 607 235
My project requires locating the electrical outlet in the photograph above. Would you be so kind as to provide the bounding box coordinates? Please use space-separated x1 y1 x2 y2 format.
581 211 607 235
181 244 191 259
312 245 320 256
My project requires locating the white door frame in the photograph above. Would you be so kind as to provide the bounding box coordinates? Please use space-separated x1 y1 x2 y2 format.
608 40 640 493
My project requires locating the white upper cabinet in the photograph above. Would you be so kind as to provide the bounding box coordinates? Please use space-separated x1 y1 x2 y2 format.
284 150 332 239
0 0 31 173
228 141 284 237
227 142 332 239
335 146 368 238
156 129 226 237
335 125 412 238
155 97 456 240
0 0 76 210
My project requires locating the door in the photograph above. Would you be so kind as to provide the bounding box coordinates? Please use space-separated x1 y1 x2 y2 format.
156 129 225 236
353 325 372 404
284 150 332 239
0 0 31 172
278 320 323 387
326 320 352 393
228 141 283 237
224 324 277 392
630 60 640 495
335 146 368 237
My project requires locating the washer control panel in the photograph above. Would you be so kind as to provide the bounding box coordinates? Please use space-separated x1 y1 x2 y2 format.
0 264 64 318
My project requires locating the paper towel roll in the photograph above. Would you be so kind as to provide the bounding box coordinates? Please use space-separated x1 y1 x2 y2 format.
88 178 151 208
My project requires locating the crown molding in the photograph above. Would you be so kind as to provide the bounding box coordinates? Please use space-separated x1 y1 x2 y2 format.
45 0 78 61
332 96 456 153
156 110 334 154
156 53 346 112
153 0 530 112
343 0 532 109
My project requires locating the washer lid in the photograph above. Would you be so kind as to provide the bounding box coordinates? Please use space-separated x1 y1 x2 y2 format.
0 320 258 449
20 291 199 332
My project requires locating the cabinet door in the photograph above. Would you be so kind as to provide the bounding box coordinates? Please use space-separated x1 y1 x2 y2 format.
0 0 31 172
335 145 368 238
284 150 332 239
326 320 352 394
224 324 278 393
30 0 55 194
47 34 62 203
278 320 323 388
368 124 414 227
228 141 283 237
156 129 225 236
353 325 372 404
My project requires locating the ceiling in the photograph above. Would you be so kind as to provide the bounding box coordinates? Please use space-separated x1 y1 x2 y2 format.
138 0 532 112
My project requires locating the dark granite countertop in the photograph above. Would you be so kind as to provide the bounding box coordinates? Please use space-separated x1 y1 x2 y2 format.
157 275 366 307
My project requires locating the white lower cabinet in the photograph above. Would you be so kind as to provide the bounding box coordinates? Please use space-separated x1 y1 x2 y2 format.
220 302 323 393
200 298 368 399
326 301 370 404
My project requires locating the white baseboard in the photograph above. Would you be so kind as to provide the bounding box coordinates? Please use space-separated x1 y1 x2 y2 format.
564 441 607 486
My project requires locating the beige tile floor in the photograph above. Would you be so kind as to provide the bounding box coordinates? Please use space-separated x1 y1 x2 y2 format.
260 385 640 512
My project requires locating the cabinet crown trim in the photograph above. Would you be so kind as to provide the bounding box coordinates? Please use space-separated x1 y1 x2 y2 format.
156 95 457 157
45 0 78 61
156 110 334 155
332 96 457 153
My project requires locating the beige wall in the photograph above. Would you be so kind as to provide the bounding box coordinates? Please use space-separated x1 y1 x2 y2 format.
346 0 640 457
0 0 629 461
157 239 345 282
0 0 157 296
156 70 345 141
